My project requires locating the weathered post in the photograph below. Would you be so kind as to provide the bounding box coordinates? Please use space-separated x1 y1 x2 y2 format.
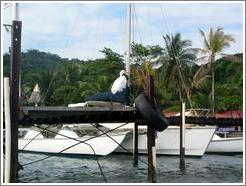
133 122 138 166
145 75 157 183
9 20 22 182
4 78 11 183
179 102 185 171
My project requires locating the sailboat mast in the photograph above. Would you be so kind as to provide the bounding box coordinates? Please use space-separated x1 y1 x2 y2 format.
126 3 131 85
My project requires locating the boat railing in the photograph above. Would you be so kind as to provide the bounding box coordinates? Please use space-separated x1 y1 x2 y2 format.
185 108 212 117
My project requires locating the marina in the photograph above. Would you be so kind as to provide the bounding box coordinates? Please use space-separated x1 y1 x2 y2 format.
2 1 244 184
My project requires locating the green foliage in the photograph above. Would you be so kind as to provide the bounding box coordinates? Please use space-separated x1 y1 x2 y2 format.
131 42 164 63
100 47 123 63
161 33 196 103
214 54 243 111
3 45 242 112
195 27 236 114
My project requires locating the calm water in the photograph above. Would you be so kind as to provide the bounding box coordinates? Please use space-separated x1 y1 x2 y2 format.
18 152 243 183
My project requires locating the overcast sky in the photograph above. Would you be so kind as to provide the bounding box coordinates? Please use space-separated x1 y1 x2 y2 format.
2 2 244 60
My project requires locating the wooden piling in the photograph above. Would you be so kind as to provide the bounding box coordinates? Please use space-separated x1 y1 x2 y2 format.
9 20 22 182
133 122 138 166
4 78 11 183
145 75 157 183
179 102 185 171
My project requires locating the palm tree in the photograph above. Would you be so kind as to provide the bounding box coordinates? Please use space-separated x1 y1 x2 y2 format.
161 33 196 108
194 27 235 115
131 61 155 97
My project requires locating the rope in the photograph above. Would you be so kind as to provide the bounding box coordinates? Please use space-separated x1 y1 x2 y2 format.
3 3 13 10
160 5 195 109
132 4 147 58
21 122 129 166
90 123 148 166
83 142 107 182
147 6 154 46
21 125 109 182
21 125 51 151
41 6 82 104
40 71 57 104
91 8 102 59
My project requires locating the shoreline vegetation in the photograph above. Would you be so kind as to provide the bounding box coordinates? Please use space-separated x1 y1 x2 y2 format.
3 33 243 113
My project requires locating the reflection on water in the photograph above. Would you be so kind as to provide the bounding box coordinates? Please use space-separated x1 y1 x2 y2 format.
18 152 243 183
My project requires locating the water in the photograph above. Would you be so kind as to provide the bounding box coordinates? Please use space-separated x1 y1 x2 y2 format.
18 152 243 183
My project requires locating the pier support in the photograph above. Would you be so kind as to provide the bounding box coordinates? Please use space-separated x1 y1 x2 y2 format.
9 20 22 182
4 78 11 183
145 75 157 183
133 122 138 166
179 102 185 171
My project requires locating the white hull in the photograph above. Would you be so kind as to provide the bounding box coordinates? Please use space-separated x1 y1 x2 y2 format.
109 124 216 156
18 130 126 156
206 135 243 153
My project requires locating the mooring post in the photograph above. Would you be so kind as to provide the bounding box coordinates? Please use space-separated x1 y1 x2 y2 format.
9 20 22 182
145 75 157 183
4 78 11 183
179 102 185 171
133 122 138 166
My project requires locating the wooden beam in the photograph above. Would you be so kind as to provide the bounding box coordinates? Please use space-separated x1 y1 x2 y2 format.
145 75 157 183
179 102 185 171
19 106 143 126
133 122 138 166
4 78 11 183
9 20 22 183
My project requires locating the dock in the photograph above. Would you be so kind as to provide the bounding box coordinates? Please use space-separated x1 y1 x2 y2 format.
18 106 243 127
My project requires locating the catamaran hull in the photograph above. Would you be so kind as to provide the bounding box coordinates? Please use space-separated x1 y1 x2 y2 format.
116 126 216 157
206 137 243 153
19 134 126 156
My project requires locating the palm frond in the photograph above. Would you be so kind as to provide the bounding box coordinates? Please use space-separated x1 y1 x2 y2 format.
199 29 210 50
192 64 211 89
194 55 210 65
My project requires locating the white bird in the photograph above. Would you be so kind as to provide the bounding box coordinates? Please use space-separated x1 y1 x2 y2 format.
111 70 128 94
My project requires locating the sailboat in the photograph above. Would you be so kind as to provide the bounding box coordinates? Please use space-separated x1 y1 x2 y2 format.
101 123 215 157
18 84 127 156
175 109 243 154
65 4 216 157
18 125 127 156
206 111 243 154
206 134 243 154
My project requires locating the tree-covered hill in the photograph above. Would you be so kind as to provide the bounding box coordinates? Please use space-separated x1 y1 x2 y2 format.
3 48 243 112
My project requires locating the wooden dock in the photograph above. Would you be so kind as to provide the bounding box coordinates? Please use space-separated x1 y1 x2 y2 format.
18 106 243 127
19 106 142 125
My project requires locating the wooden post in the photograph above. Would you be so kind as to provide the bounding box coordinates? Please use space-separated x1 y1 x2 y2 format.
179 102 185 171
9 20 22 182
133 122 138 166
4 78 11 183
145 75 157 183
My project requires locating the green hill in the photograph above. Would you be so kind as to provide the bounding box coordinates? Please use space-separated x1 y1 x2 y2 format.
3 49 243 111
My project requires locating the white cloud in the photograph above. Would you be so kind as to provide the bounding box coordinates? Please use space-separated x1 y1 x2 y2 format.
2 2 244 60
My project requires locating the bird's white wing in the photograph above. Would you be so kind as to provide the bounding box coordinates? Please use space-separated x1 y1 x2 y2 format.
111 76 127 94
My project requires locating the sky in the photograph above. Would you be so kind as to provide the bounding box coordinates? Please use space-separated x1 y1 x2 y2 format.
2 1 244 60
